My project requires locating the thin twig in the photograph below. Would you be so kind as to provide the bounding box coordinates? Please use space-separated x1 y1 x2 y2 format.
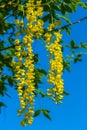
0 16 87 52
0 45 16 52
59 16 87 30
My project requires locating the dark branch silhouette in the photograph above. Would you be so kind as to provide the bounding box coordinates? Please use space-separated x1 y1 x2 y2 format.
59 16 87 30
0 16 87 51
0 45 16 52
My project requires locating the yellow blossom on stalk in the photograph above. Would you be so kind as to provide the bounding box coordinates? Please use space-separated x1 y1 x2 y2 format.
14 39 20 45
15 35 35 126
12 0 64 126
14 19 19 24
28 117 34 125
18 5 24 12
12 0 44 126
15 45 21 51
19 20 24 26
48 23 56 31
25 0 44 39
44 33 52 43
46 31 64 104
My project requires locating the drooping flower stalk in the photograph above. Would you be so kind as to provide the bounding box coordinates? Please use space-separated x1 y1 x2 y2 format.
12 0 44 126
45 31 64 104
12 0 64 126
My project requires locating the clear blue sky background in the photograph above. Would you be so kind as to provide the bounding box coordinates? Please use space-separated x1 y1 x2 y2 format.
0 3 87 130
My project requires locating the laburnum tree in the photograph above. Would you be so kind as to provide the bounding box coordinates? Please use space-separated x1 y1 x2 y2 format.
0 0 87 126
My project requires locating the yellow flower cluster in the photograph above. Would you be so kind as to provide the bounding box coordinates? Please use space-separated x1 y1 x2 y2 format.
14 35 35 126
12 0 64 126
25 0 44 39
12 0 44 126
46 32 64 104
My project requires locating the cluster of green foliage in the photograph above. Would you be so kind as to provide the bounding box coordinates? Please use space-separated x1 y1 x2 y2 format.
0 0 87 121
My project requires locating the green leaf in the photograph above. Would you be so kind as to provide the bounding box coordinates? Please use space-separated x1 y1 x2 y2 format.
63 90 69 96
74 54 82 63
80 42 87 49
70 40 75 48
65 4 72 12
64 27 71 35
52 5 60 11
34 110 41 117
8 77 14 87
34 68 47 88
33 54 39 63
77 2 87 9
63 60 71 72
0 82 7 96
64 0 71 4
57 14 72 24
42 109 51 120
0 12 3 19
36 89 46 98
70 3 77 12
70 40 79 49
38 69 47 75
60 2 72 14
0 102 7 107
42 14 50 22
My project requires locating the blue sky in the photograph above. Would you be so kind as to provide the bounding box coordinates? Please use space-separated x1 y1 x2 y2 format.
0 3 87 130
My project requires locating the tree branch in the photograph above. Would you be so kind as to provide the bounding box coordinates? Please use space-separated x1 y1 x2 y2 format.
59 16 87 30
0 16 87 52
0 45 16 52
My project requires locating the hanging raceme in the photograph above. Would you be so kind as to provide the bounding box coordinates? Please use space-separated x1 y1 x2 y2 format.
45 30 64 104
12 0 44 126
11 0 64 126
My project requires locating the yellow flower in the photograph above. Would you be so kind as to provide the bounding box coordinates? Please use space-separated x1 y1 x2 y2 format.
14 39 20 45
14 19 19 24
25 113 29 119
20 102 26 109
19 20 24 26
15 45 21 50
46 31 64 102
18 5 24 11
20 120 26 126
58 95 63 100
28 117 33 125
12 0 44 126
